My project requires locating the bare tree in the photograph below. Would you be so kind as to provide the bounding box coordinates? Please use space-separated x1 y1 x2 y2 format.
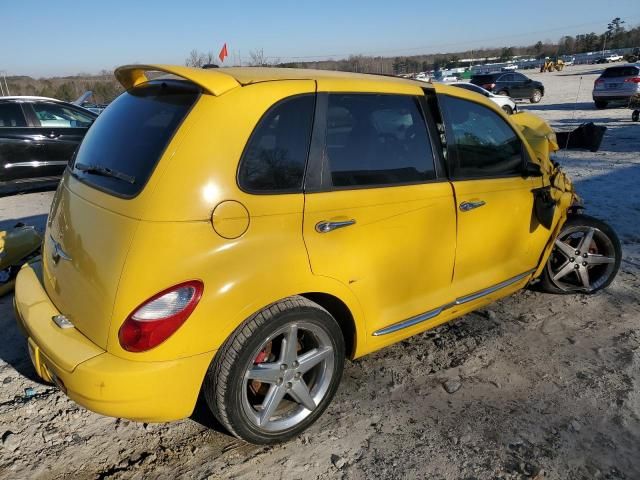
248 49 267 66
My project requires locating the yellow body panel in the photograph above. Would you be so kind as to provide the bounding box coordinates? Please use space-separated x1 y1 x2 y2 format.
13 65 576 423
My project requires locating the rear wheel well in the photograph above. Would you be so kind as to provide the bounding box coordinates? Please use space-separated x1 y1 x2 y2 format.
301 293 357 359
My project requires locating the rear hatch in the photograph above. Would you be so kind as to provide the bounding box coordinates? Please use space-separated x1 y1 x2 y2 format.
43 80 200 349
596 66 640 93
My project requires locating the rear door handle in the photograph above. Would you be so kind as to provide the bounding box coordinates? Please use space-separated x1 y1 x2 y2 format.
315 219 356 233
459 200 486 212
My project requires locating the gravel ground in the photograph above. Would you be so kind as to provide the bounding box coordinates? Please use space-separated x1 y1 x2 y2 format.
1 63 639 479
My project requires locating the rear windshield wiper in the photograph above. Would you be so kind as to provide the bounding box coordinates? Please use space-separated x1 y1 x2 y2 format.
74 163 136 184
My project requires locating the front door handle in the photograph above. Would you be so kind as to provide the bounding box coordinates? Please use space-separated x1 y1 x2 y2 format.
315 219 356 233
459 200 486 212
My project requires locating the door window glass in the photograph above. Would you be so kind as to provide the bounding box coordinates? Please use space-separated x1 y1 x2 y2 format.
238 95 315 193
440 95 523 179
325 94 435 187
499 74 515 82
32 102 95 128
0 103 27 127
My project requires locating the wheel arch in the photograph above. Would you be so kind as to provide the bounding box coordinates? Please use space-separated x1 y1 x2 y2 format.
300 292 357 359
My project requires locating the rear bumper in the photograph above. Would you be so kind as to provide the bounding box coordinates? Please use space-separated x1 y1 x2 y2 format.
592 91 636 100
14 261 214 422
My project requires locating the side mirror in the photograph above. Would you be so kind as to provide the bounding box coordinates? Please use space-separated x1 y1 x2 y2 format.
524 162 543 177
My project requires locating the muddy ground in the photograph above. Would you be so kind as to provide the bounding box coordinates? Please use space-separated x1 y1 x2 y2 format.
1 63 639 479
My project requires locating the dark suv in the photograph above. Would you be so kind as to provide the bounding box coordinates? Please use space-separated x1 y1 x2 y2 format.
0 96 96 194
470 72 544 103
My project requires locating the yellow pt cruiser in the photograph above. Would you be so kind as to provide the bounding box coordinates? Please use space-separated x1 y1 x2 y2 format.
14 65 621 444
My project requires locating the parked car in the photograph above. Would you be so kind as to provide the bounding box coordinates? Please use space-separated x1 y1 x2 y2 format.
0 96 96 194
605 53 623 63
470 72 544 103
14 65 620 445
450 82 518 114
592 64 640 109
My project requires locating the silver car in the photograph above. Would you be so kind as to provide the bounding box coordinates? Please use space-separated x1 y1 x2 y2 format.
592 64 640 109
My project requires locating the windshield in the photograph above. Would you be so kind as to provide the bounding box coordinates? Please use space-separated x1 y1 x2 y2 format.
71 80 199 197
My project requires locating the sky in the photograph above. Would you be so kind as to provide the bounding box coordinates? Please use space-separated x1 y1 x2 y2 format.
2 0 639 77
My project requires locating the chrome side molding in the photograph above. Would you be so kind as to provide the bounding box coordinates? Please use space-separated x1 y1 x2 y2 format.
372 269 536 336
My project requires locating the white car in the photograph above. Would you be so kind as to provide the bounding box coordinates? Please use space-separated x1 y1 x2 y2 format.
605 53 623 62
450 82 518 114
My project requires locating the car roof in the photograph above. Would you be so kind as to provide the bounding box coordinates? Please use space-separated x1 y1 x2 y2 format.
0 95 62 102
115 64 434 97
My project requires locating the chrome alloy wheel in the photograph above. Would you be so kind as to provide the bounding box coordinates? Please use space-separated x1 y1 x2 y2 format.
241 321 334 432
547 225 616 292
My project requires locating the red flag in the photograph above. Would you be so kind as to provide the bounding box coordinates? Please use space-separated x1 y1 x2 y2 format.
218 43 228 63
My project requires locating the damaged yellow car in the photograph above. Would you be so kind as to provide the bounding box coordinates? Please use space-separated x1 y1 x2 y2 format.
13 65 621 444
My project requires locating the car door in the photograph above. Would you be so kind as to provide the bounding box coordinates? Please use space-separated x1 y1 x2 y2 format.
0 102 39 183
511 73 530 98
437 93 541 299
303 91 457 342
23 101 95 177
496 73 514 94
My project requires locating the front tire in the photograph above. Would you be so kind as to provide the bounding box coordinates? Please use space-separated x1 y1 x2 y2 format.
530 89 542 103
203 296 345 444
539 215 621 294
501 105 514 115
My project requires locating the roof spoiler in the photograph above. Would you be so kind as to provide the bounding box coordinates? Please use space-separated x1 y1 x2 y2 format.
114 64 240 96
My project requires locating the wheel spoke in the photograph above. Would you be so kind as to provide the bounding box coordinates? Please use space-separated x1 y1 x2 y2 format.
554 239 575 259
289 379 316 411
281 323 299 364
246 363 281 383
578 266 590 289
587 254 615 265
552 261 575 282
259 384 286 426
578 227 596 253
297 346 333 374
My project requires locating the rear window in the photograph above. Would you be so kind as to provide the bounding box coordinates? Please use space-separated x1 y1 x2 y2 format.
71 80 199 197
602 66 639 78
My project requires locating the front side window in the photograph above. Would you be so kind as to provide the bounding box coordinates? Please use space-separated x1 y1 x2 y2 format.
238 95 315 193
325 94 435 188
499 74 515 82
439 95 523 179
32 102 95 128
0 103 27 127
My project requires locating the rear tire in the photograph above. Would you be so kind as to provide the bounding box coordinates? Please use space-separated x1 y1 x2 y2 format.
594 100 608 109
501 105 514 115
530 89 542 103
497 90 509 96
203 296 345 444
539 214 620 295
632 110 639 122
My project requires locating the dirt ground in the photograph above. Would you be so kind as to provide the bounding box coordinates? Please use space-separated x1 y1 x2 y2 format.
1 63 639 479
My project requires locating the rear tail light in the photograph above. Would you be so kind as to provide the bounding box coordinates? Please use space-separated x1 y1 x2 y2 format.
118 280 204 352
624 77 640 83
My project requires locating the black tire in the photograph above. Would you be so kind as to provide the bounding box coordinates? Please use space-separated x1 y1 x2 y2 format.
594 100 608 109
632 110 640 122
501 105 514 115
497 90 509 96
530 89 542 103
203 296 345 444
539 214 621 295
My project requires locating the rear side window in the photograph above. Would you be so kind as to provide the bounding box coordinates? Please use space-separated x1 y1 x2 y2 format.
439 95 523 179
238 95 315 193
602 66 639 78
72 80 198 197
0 103 27 127
325 94 435 188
